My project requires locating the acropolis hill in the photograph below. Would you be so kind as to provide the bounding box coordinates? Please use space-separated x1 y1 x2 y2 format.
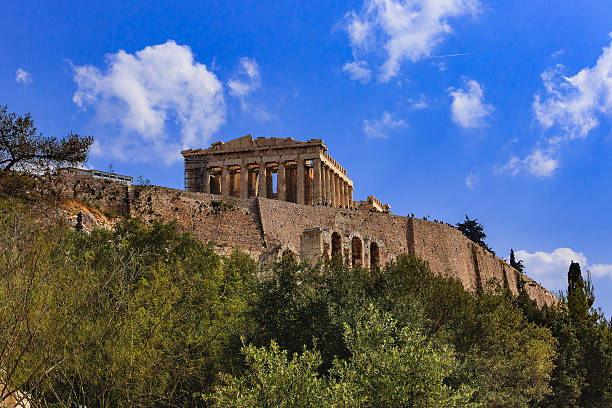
55 134 557 307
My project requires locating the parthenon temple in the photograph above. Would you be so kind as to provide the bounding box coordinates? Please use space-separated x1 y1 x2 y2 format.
182 135 357 207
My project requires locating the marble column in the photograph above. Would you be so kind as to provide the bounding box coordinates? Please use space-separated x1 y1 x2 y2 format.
202 168 210 194
328 172 332 204
249 170 257 197
344 182 349 208
312 158 322 204
296 158 305 205
266 168 273 198
240 164 248 199
277 162 286 201
258 163 267 198
321 164 328 204
334 174 342 207
221 166 229 196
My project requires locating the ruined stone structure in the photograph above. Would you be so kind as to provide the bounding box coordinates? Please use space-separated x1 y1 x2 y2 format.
182 135 356 208
354 196 392 213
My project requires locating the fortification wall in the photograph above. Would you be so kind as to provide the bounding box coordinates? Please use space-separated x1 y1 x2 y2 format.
48 175 557 306
408 218 479 291
256 198 410 257
129 186 265 257
408 218 557 306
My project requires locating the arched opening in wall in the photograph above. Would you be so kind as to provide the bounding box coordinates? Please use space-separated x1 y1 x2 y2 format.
351 237 363 268
370 242 380 269
331 232 342 260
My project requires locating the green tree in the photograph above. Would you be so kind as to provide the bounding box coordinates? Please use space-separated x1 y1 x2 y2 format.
0 105 93 172
509 249 524 273
75 211 83 231
457 215 491 251
214 307 476 408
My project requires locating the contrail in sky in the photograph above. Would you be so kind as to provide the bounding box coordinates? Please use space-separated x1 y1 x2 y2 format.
427 53 469 59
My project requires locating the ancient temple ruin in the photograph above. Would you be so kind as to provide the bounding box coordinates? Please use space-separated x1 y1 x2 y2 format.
182 135 355 207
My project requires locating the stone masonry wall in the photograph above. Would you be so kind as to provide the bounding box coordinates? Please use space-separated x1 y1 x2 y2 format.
256 197 410 258
129 186 265 257
53 175 556 306
409 218 479 291
408 218 557 307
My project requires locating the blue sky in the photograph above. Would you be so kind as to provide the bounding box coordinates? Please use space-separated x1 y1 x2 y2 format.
3 0 612 315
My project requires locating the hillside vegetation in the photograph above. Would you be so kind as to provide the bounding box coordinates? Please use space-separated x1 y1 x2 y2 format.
0 193 610 408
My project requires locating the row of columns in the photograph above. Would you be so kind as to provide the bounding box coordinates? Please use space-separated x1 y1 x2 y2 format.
200 158 353 207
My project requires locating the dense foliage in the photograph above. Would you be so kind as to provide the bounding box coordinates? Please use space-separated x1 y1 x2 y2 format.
0 197 611 407
457 215 492 251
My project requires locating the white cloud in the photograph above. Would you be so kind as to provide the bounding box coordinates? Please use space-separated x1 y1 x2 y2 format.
407 93 428 110
228 57 261 97
534 33 612 141
515 248 588 291
15 68 32 84
449 79 493 128
344 0 480 81
591 264 612 279
516 247 612 291
363 111 407 138
72 40 225 165
227 57 276 123
343 60 372 83
501 148 559 177
465 172 479 188
503 35 612 177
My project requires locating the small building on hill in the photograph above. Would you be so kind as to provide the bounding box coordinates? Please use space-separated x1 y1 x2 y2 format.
58 167 133 186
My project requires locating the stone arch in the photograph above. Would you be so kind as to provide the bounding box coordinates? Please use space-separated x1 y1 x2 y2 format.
351 236 363 267
331 232 342 259
370 241 380 269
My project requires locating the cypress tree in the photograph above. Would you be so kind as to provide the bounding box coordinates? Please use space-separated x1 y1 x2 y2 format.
75 211 83 232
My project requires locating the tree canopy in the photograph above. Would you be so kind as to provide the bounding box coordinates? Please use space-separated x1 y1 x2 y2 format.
0 195 610 407
0 105 93 172
510 249 525 272
457 215 491 251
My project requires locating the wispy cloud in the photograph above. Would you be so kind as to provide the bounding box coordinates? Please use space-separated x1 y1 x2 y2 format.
343 0 480 82
503 34 612 177
449 79 493 128
15 68 32 84
499 148 559 177
228 57 261 97
228 57 277 122
342 60 372 83
71 40 225 165
465 172 479 189
363 111 407 138
407 93 428 110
